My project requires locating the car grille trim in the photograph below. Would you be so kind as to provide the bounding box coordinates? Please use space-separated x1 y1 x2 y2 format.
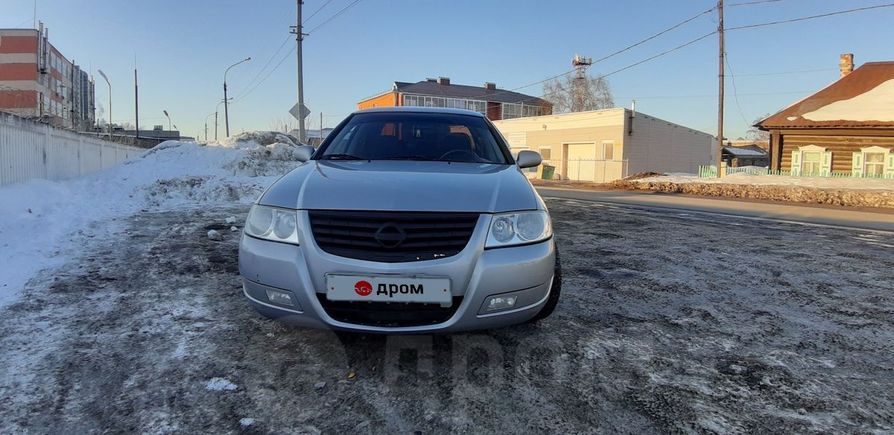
307 210 480 263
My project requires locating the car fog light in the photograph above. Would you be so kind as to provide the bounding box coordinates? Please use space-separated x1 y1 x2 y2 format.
265 289 296 307
485 295 518 312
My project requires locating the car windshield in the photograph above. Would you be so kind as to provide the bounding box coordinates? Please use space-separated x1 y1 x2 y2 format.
317 112 511 164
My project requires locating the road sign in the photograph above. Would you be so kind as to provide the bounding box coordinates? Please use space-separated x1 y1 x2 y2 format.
290 102 310 120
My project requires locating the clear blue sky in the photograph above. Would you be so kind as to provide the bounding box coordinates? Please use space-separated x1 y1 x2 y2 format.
2 0 893 140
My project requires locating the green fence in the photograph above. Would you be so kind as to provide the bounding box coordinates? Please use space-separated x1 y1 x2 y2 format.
697 165 893 179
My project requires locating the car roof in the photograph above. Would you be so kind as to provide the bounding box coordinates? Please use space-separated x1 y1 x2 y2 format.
352 106 487 118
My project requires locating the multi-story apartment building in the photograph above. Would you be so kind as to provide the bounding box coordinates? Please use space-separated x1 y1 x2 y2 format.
0 23 95 130
358 77 553 121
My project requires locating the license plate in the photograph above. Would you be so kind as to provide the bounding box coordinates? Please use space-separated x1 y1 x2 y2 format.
325 274 452 305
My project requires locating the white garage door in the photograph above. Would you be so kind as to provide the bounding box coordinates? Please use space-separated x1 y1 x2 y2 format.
565 143 596 181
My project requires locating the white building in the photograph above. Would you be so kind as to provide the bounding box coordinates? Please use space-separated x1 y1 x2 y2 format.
493 108 715 182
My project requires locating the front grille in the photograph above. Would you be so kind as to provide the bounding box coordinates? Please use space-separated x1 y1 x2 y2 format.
307 210 480 263
317 294 463 327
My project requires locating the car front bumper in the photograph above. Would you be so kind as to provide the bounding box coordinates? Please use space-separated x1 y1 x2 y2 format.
238 215 556 333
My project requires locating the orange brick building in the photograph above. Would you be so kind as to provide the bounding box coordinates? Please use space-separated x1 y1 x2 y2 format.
0 24 94 130
358 77 552 121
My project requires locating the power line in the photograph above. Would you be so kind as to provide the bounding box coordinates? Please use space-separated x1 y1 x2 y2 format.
303 0 337 24
232 45 297 103
233 34 293 100
602 31 717 78
446 4 722 104
728 3 894 30
729 0 783 6
725 55 751 126
593 6 716 64
734 68 833 77
615 90 811 100
305 0 364 34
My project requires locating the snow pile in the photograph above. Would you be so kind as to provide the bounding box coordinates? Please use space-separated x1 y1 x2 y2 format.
220 130 299 148
635 173 894 190
613 174 894 208
0 137 306 308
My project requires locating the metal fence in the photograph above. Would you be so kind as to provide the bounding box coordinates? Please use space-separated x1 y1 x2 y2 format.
0 112 144 187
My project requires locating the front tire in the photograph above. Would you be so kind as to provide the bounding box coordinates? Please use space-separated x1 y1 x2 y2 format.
529 242 561 322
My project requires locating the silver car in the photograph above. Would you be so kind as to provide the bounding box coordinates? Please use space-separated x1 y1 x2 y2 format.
238 107 560 333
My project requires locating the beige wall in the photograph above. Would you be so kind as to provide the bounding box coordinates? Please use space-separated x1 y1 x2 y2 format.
625 113 714 174
494 108 715 180
494 109 628 181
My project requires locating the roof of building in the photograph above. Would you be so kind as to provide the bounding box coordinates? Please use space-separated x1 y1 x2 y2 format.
758 62 894 129
353 106 488 117
722 145 768 157
392 80 551 106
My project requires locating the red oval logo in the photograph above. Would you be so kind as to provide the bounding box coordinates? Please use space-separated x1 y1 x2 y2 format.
354 280 372 296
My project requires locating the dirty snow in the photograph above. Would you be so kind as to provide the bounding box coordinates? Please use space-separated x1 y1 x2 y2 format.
636 172 894 190
0 132 304 308
802 78 894 122
239 418 256 427
0 200 890 433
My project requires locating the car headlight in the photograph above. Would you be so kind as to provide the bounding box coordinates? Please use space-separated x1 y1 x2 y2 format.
485 210 552 248
244 204 299 245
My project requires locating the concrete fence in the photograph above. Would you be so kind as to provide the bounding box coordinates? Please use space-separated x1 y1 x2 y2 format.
0 112 144 187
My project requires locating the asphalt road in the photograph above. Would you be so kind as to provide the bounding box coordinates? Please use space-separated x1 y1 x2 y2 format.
538 187 894 233
1 198 892 433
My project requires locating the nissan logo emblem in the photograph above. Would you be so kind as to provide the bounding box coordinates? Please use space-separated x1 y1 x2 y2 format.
374 223 407 248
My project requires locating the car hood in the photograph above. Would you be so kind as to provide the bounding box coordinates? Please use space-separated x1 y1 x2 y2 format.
258 160 543 213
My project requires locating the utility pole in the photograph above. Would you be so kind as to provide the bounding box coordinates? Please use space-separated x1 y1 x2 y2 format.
134 69 139 139
223 57 251 138
716 0 725 178
291 0 307 143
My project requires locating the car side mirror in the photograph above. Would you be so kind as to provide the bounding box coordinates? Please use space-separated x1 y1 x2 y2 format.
295 145 315 162
516 150 542 169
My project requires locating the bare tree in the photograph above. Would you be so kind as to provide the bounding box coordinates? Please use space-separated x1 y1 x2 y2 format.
746 114 771 141
543 74 614 113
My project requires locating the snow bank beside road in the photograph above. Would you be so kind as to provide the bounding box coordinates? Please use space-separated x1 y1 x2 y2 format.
0 134 303 308
612 174 894 208
637 172 894 190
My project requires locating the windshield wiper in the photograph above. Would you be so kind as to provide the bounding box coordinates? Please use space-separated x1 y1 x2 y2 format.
320 153 366 160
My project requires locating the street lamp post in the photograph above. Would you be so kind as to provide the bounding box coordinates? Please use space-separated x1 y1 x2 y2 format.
204 112 216 142
223 57 251 138
163 110 173 131
97 69 111 139
214 98 230 142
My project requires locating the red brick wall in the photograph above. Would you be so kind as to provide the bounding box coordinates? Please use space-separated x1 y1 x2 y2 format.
0 90 37 108
0 35 38 53
0 63 37 81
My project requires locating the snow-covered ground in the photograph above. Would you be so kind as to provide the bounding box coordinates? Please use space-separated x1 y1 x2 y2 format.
0 198 891 433
0 131 304 308
638 171 894 190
